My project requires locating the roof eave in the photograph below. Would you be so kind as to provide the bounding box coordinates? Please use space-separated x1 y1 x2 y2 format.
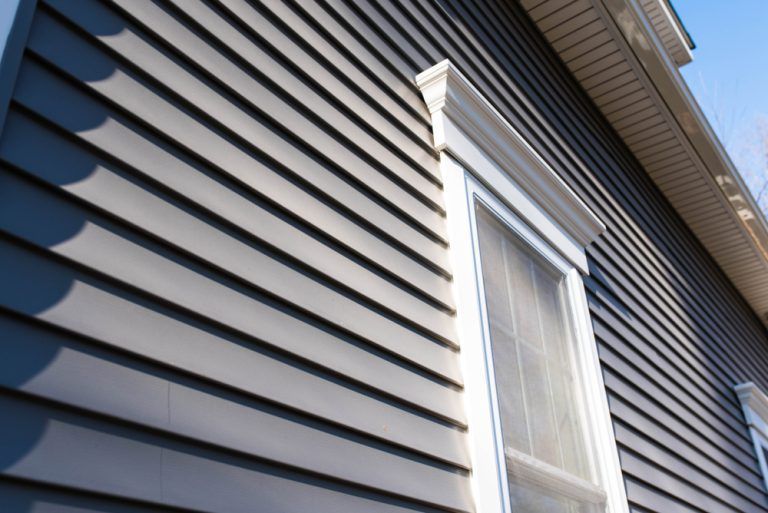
522 0 768 326
599 0 768 322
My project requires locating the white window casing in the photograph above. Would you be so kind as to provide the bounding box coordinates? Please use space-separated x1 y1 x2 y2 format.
735 382 768 491
415 60 629 513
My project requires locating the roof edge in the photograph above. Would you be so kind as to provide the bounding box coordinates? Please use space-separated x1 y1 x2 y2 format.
597 0 768 324
664 0 695 50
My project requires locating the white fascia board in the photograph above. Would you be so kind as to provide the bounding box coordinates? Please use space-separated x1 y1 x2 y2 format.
640 0 693 66
416 60 606 274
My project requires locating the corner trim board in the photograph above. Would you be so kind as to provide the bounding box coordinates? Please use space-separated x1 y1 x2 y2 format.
0 0 36 138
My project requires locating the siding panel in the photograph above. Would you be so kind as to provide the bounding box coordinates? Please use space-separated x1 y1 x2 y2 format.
0 0 469 510
2 0 768 512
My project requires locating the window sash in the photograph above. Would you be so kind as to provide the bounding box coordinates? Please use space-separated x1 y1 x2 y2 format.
476 202 592 482
471 189 605 509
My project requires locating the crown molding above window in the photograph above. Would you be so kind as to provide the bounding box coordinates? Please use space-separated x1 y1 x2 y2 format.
736 382 768 440
415 60 605 270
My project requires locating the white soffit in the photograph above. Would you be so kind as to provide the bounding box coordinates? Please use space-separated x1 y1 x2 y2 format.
638 0 693 66
522 0 768 326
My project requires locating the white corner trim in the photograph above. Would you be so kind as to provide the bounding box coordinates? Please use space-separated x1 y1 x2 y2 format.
415 60 606 260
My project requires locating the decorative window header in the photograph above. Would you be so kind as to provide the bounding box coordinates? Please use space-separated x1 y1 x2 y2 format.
415 60 605 273
736 382 768 437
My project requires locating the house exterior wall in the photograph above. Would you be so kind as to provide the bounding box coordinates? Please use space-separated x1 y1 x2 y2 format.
0 1 766 513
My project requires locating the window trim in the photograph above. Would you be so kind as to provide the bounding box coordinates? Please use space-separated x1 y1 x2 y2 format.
471 181 607 506
416 60 628 513
735 382 768 491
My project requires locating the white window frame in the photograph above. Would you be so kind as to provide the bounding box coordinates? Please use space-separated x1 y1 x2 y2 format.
416 60 629 513
735 382 768 491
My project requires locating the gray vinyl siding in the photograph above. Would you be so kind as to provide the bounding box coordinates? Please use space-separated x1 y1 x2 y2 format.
1 2 767 513
0 0 467 511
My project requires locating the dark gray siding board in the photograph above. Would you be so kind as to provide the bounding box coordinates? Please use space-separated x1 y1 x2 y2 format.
0 147 458 388
0 0 472 511
259 0 435 129
0 478 177 513
0 393 456 513
0 313 468 509
27 3 455 303
2 1 768 513
586 244 760 430
200 0 437 155
103 0 447 216
0 221 463 458
594 315 757 465
0 110 466 425
606 391 763 502
613 421 762 512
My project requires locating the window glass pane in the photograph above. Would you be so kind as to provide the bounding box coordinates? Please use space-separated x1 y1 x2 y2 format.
475 202 593 502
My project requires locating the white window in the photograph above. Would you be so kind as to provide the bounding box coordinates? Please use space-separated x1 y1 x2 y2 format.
735 382 768 491
416 60 629 513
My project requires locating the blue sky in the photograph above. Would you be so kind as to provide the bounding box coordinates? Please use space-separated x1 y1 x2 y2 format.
674 0 768 210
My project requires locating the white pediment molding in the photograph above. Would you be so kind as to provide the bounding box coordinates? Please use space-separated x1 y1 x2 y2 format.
416 60 605 253
736 382 768 440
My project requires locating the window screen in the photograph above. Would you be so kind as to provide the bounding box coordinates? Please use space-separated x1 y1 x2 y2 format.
475 202 602 513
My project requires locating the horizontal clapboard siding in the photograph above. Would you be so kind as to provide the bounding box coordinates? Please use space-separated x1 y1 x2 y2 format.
0 0 470 512
2 1 768 513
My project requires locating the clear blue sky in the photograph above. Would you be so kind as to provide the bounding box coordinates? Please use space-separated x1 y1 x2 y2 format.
673 0 768 209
